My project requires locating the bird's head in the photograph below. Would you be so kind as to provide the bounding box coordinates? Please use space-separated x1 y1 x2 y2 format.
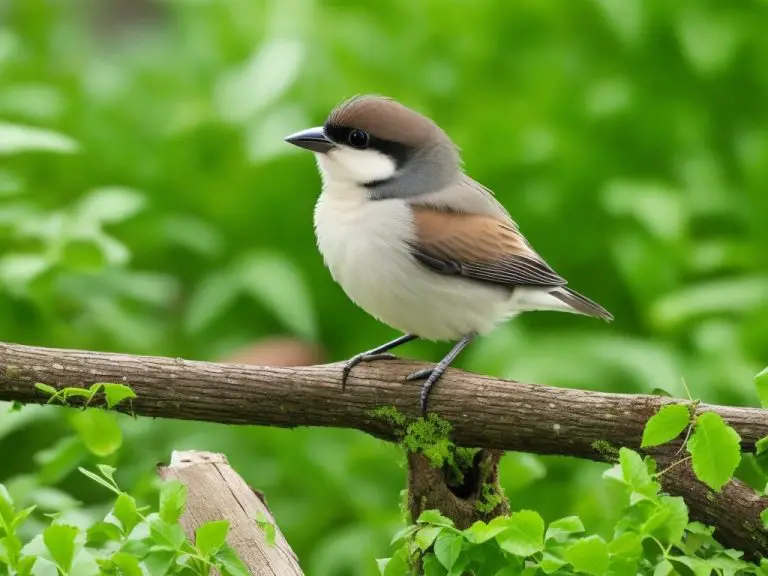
285 95 461 198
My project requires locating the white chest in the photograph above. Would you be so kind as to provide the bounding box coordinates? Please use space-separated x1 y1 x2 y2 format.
312 183 511 340
314 186 415 299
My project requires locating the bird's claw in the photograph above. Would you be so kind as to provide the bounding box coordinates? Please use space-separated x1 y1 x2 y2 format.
341 352 398 389
405 368 434 381
405 367 443 416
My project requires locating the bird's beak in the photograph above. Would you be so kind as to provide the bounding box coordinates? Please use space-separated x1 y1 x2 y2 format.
284 127 336 153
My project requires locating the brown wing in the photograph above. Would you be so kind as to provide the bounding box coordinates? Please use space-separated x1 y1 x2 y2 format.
409 207 566 287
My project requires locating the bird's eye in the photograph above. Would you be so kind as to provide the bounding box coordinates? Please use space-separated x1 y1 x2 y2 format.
348 129 370 149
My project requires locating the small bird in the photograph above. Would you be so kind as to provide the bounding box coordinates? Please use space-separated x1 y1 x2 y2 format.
285 95 612 415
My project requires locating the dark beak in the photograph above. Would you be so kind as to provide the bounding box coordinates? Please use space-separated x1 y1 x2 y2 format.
284 126 336 153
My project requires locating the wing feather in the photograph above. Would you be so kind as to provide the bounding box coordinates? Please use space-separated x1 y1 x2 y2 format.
409 207 566 287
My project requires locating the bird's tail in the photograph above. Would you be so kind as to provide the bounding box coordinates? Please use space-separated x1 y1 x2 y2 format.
550 287 613 322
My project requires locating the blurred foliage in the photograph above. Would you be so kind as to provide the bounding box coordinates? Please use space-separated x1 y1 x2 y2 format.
1 0 767 574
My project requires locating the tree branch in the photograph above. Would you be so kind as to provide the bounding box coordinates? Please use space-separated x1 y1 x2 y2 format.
2 341 767 558
158 450 304 575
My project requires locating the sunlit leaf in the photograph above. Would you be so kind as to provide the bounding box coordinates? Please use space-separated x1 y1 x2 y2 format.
687 412 741 491
42 524 78 573
196 520 229 557
0 123 78 155
255 512 275 547
75 187 146 225
433 531 463 570
496 510 544 557
159 481 187 524
564 535 609 575
641 404 690 448
70 410 123 457
101 383 136 409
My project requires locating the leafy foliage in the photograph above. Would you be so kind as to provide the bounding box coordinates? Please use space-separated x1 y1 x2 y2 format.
0 467 248 576
380 450 767 575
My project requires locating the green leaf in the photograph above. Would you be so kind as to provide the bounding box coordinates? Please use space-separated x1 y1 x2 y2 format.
540 550 566 573
417 510 455 527
112 493 141 535
608 532 642 559
422 554 448 576
381 548 410 576
671 555 719 576
16 555 36 576
12 505 36 529
496 510 545 557
414 525 443 550
34 383 58 397
641 404 690 448
756 367 768 409
149 517 187 550
389 524 418 545
0 123 79 155
564 535 610 576
656 496 688 545
75 187 146 225
686 412 742 491
85 521 122 545
196 520 230 557
255 512 276 547
761 508 768 529
71 549 99 576
110 552 142 576
434 531 463 570
545 516 585 542
619 448 652 488
96 464 117 485
141 549 176 575
464 517 509 544
757 436 768 455
101 383 137 409
42 524 78 573
653 559 674 576
214 546 251 576
78 467 120 494
159 480 187 524
70 409 123 456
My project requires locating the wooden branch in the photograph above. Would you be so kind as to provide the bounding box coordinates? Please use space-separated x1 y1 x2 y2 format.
2 341 767 559
157 450 304 576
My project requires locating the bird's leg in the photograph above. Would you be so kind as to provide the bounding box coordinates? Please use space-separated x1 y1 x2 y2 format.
406 332 477 416
342 333 418 389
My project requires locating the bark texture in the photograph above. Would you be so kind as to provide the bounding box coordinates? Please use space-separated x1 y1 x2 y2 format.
157 450 304 576
2 341 767 558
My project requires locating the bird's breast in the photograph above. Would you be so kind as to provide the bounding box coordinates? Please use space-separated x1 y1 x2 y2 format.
313 185 511 340
314 188 416 296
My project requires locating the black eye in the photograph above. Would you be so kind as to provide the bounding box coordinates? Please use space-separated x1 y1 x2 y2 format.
348 129 370 149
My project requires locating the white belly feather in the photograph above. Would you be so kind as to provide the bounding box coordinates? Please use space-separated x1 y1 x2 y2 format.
314 186 515 341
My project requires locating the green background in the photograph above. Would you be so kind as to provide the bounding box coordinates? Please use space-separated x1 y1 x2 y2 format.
1 0 766 574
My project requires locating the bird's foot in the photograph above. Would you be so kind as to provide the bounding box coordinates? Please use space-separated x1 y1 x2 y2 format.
405 367 434 381
405 366 447 416
341 352 398 389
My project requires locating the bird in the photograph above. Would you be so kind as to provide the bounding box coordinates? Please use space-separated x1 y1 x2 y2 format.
284 95 612 415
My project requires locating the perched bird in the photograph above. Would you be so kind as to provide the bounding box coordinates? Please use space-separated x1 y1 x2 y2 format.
285 95 612 415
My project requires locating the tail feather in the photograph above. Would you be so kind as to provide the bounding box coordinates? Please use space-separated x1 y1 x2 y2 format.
550 287 613 322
